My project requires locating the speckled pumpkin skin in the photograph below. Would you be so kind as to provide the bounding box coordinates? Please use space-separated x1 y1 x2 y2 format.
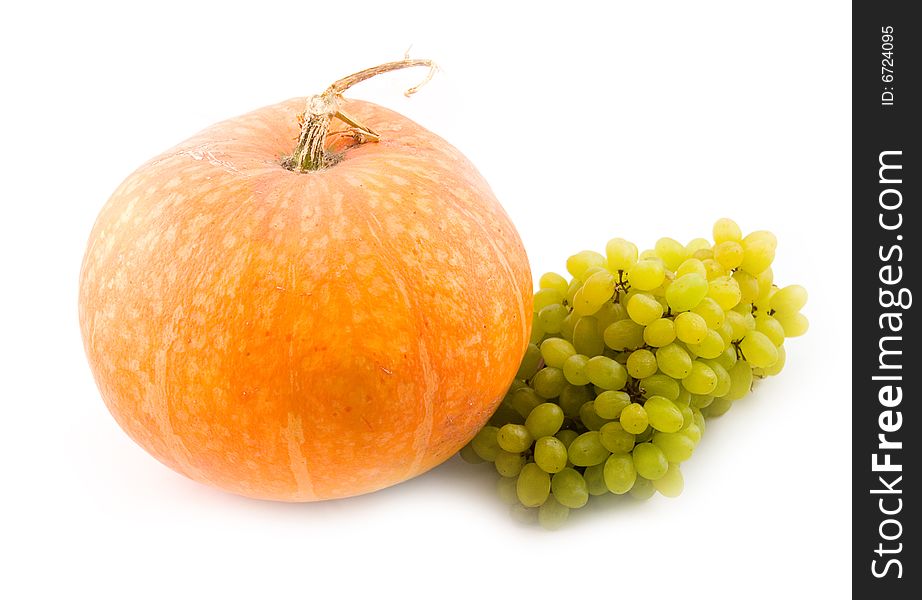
79 98 532 501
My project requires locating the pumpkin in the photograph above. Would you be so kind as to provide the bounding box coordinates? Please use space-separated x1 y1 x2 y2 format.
78 61 533 501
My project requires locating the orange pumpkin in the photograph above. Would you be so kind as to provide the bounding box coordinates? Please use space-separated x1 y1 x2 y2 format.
78 66 532 501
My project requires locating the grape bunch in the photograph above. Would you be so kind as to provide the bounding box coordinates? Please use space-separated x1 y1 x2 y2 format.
460 218 808 528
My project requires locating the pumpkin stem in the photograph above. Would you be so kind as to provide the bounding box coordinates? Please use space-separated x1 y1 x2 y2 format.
284 58 437 172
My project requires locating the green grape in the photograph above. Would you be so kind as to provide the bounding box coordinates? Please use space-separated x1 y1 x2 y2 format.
573 316 605 357
559 312 577 341
690 394 714 409
705 360 732 397
693 248 714 261
676 257 707 278
755 315 786 346
686 238 712 254
584 356 628 390
606 237 639 271
715 345 738 370
733 270 760 304
726 360 753 400
555 429 580 448
558 384 593 418
471 426 501 461
509 387 543 418
674 387 691 406
459 443 485 464
539 272 569 296
653 463 684 497
529 318 546 344
686 329 725 360
534 436 568 474
644 395 684 433
498 424 533 453
568 431 610 467
755 268 774 301
703 258 726 281
517 463 551 507
525 402 565 439
655 237 688 271
627 259 666 291
745 230 778 249
713 240 744 270
717 319 734 345
674 311 708 344
579 400 610 431
565 278 582 306
653 430 695 463
692 408 706 432
599 422 636 454
691 297 725 329
759 344 786 376
582 270 617 304
538 496 570 530
629 476 656 500
594 301 624 333
703 396 733 417
495 450 526 477
775 311 809 337
713 217 742 243
595 390 632 419
665 273 709 312
603 319 646 350
583 463 609 496
551 468 590 508
538 303 569 334
516 343 542 379
707 276 742 310
620 403 649 434
627 293 664 326
725 309 755 340
632 442 669 480
603 453 637 494
540 338 577 369
626 349 658 379
656 343 693 379
739 331 779 369
571 288 603 317
640 373 681 401
682 361 718 395
740 233 776 275
562 353 590 385
534 288 565 311
644 318 677 347
770 284 808 314
682 422 702 444
679 403 694 429
497 476 518 504
533 367 567 399
567 250 607 280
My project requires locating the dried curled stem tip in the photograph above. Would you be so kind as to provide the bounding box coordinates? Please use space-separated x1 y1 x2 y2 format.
285 58 438 173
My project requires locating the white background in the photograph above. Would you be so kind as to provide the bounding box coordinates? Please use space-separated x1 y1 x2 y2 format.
1 1 850 598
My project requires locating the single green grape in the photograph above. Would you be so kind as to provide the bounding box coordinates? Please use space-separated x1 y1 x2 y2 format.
603 453 637 494
568 431 610 467
593 301 624 334
655 237 688 271
509 387 543 418
725 309 754 340
632 442 669 480
713 218 742 243
686 329 726 360
705 360 732 397
656 343 693 379
653 463 684 497
603 319 646 351
703 396 733 417
582 270 617 305
676 257 707 278
562 353 590 385
682 361 718 395
739 330 779 369
707 276 742 310
726 360 753 400
559 313 577 341
525 402 565 439
533 367 567 399
703 258 726 281
579 400 610 431
540 338 576 369
755 268 775 301
640 373 681 401
516 463 551 507
555 429 580 448
573 316 605 357
758 344 787 376
690 394 715 409
516 343 542 379
770 284 808 314
666 273 709 312
674 311 708 344
627 259 666 291
653 431 695 463
606 237 639 271
558 383 593 418
691 297 725 329
595 390 632 419
538 496 570 530
643 318 677 347
534 436 568 474
534 288 565 312
674 387 692 406
599 421 636 454
471 426 501 461
583 463 610 496
530 318 545 345
620 403 649 434
755 314 786 346
686 238 712 254
626 348 658 379
629 476 656 500
566 250 607 280
775 311 809 337
715 345 738 370
571 287 603 317
713 240 744 270
551 468 590 508
740 234 776 275
584 356 628 390
644 395 684 433
539 272 569 296
537 303 569 334
498 424 533 453
627 293 664 326
494 450 526 477
733 270 760 304
682 422 702 444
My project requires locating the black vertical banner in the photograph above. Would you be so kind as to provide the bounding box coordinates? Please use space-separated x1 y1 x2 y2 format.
853 2 919 596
